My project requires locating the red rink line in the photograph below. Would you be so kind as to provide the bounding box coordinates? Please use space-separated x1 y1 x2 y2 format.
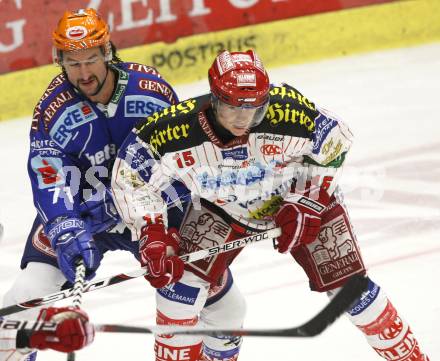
92 245 440 324
244 246 440 297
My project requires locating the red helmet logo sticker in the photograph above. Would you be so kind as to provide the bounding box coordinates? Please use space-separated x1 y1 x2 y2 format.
216 51 235 76
260 144 282 156
66 26 87 40
231 53 253 63
237 73 256 87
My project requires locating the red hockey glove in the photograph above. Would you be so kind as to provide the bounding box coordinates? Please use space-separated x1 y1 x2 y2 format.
274 189 330 253
29 307 94 353
139 224 184 288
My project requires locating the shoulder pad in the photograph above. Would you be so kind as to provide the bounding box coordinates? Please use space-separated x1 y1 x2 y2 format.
120 62 162 78
32 73 76 132
135 94 210 154
262 84 319 134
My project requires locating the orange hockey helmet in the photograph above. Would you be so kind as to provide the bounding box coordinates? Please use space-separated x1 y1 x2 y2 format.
52 8 112 64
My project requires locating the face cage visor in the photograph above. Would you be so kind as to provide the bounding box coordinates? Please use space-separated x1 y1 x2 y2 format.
212 95 269 130
52 42 113 66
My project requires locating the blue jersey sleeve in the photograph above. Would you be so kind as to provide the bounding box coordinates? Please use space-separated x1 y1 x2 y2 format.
28 127 83 224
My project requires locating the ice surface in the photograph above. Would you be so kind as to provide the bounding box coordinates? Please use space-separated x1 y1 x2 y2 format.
0 43 439 360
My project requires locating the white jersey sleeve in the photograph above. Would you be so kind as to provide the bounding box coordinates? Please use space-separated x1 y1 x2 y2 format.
111 137 171 241
299 106 354 196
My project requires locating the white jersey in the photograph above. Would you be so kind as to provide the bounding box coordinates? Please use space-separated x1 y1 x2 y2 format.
112 84 353 238
0 329 29 361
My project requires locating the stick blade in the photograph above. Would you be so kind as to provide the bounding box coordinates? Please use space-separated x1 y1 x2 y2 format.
290 274 368 337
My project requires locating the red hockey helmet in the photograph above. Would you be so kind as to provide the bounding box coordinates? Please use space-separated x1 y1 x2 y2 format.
52 8 112 64
208 50 270 108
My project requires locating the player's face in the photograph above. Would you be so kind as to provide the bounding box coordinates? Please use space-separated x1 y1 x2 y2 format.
215 101 258 136
62 48 108 98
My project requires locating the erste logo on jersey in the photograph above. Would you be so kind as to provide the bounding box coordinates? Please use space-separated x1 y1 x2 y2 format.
124 95 169 117
50 102 97 148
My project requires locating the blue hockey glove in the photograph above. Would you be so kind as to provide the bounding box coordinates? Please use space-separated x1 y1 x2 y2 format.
46 217 102 283
80 188 121 234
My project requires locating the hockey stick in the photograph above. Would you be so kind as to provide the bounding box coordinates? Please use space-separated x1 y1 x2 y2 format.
67 259 86 361
94 274 367 337
0 227 281 318
2 274 366 336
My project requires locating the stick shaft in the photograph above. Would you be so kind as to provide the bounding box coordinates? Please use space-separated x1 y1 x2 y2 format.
0 228 281 317
3 274 366 337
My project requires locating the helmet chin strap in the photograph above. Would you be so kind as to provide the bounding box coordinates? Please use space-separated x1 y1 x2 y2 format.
90 65 109 97
74 65 110 100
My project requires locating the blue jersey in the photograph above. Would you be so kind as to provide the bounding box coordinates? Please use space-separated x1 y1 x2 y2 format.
28 62 178 225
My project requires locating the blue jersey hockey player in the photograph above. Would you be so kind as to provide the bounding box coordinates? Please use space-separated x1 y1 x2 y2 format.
1 8 183 361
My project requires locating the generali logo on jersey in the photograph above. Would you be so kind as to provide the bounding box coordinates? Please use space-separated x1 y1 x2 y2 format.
260 144 282 155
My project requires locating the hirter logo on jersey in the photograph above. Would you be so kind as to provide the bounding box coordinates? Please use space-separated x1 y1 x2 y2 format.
49 101 97 148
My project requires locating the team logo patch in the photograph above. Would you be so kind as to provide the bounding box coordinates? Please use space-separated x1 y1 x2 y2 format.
260 144 282 156
157 282 200 305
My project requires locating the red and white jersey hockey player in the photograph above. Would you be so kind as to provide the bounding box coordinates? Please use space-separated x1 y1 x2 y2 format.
112 49 430 361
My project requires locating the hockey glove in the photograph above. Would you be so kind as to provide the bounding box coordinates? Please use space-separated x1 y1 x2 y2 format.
46 217 102 283
27 306 94 353
139 224 184 288
274 189 330 253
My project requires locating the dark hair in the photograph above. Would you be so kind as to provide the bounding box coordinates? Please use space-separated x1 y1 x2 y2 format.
109 41 123 64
